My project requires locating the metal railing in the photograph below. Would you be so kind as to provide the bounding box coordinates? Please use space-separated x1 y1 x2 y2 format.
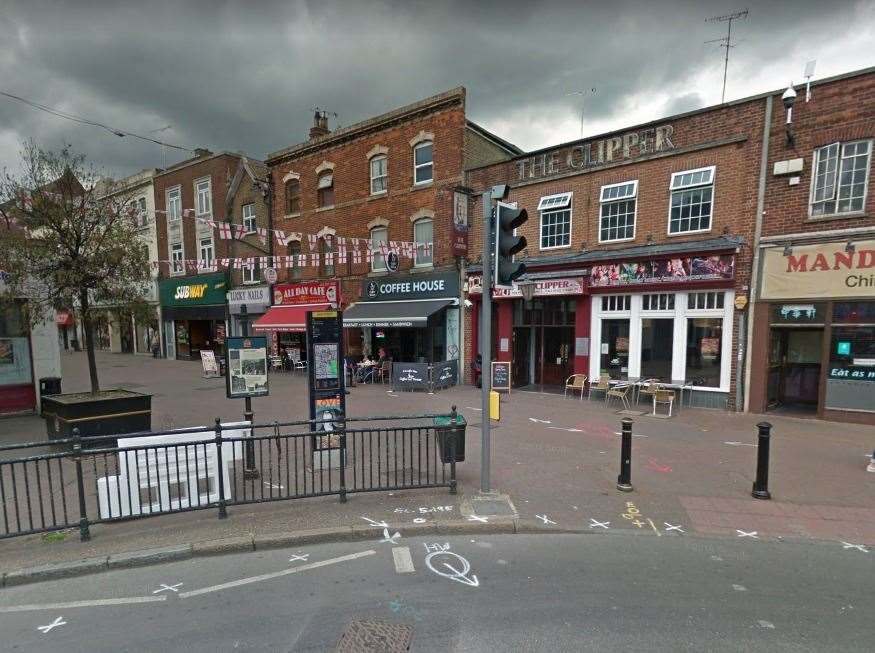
0 409 461 541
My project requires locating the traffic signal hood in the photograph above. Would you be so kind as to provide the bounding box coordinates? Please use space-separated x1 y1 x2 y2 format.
494 203 528 287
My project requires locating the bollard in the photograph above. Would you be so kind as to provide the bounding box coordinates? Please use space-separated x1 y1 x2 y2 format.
243 397 259 479
617 418 633 492
752 421 772 500
449 405 458 495
215 418 228 519
72 428 91 541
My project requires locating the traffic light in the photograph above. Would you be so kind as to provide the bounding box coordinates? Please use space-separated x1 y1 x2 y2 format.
494 201 528 287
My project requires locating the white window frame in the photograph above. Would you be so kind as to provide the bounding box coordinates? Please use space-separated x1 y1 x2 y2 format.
195 177 212 217
667 166 715 236
808 139 872 218
413 141 433 185
599 181 638 243
370 155 388 195
589 290 733 392
170 242 184 276
199 237 214 268
413 218 433 268
242 203 257 233
317 172 334 208
242 260 259 284
370 226 388 272
166 186 181 222
538 192 572 250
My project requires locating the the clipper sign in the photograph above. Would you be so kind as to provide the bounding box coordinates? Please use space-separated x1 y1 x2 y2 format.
174 284 208 300
360 271 459 301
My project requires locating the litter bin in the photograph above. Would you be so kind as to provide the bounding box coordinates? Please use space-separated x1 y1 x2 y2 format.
434 414 466 463
40 377 62 397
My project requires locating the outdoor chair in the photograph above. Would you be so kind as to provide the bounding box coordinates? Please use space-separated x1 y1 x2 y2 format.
564 374 588 400
606 383 631 410
652 388 676 417
269 356 283 373
588 374 611 401
377 360 391 384
293 359 306 374
637 379 660 405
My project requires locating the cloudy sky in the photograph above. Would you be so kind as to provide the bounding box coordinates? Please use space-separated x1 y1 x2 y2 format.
1 0 873 179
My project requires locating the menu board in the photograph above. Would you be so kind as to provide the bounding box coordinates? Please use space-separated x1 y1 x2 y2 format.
200 350 220 378
491 361 511 392
433 360 458 390
392 362 430 392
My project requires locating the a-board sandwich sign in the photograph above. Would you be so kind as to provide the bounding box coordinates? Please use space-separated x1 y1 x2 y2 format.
491 361 511 393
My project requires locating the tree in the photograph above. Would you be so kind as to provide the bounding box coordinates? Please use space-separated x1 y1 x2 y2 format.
0 142 151 394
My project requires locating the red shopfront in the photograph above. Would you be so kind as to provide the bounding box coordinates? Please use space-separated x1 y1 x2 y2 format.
468 274 589 389
253 280 341 360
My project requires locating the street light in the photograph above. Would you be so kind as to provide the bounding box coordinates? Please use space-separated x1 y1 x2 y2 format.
517 278 537 302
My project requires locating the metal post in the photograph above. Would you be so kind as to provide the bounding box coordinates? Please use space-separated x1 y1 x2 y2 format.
240 307 259 479
72 427 91 541
480 192 494 493
449 404 458 495
617 418 633 492
215 418 228 518
752 421 772 500
339 424 347 504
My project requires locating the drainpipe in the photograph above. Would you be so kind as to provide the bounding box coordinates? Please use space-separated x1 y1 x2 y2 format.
742 94 773 412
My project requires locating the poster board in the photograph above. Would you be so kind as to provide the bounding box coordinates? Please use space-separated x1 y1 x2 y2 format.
200 350 220 378
225 336 269 398
491 361 511 393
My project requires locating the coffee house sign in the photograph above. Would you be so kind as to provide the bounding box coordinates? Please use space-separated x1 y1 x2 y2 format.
516 124 676 181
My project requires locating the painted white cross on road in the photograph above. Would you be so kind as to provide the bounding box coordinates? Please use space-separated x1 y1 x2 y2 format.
380 528 402 544
152 583 183 594
467 515 489 523
664 523 685 533
589 519 610 529
288 554 310 562
37 617 66 634
841 542 868 553
535 514 557 525
736 530 759 539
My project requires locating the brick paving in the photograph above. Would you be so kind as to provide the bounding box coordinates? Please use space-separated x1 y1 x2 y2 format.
1 350 874 572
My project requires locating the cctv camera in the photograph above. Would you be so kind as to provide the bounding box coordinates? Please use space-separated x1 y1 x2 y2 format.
463 299 473 308
782 85 797 110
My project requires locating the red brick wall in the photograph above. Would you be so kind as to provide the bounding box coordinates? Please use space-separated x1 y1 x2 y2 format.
227 165 270 287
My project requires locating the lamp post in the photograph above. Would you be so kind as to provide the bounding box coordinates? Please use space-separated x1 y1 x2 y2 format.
240 304 258 479
517 278 536 302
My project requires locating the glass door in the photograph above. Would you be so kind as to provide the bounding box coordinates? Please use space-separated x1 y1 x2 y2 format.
600 318 630 380
512 327 531 388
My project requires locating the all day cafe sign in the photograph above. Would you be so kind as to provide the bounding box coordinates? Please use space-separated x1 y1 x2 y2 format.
761 240 875 299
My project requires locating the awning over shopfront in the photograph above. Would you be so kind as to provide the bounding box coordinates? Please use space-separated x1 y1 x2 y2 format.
343 299 454 328
252 304 330 332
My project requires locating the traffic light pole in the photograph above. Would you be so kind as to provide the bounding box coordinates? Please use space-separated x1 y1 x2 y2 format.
480 191 493 493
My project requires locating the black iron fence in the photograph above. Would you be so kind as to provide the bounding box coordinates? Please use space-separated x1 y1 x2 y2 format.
0 409 462 541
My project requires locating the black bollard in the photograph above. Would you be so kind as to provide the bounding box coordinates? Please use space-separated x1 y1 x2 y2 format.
617 417 633 492
752 421 772 500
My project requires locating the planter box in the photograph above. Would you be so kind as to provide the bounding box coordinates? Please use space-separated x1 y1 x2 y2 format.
42 390 152 449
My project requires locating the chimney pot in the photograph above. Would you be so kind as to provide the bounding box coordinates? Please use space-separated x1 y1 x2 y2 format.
309 110 331 140
194 148 212 158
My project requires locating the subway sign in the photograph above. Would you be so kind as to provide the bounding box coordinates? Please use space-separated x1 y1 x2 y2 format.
174 284 208 300
159 272 228 307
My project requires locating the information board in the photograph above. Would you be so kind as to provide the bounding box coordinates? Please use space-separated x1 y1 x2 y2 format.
225 337 269 398
491 361 511 393
306 310 346 453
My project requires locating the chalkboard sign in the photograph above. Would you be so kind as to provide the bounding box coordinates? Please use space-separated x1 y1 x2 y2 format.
491 361 511 392
392 362 430 392
433 360 458 390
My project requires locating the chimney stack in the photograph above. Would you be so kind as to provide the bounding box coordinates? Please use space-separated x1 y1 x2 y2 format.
309 109 330 140
193 147 213 158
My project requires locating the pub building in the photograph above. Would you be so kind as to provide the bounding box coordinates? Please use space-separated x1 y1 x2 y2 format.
343 270 461 367
253 280 343 364
158 272 229 360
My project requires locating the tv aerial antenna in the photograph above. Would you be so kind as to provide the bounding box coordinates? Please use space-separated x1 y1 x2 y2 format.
803 60 817 102
705 8 749 103
565 87 596 139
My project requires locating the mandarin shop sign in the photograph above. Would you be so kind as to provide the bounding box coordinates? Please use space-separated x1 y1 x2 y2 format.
273 280 340 306
516 124 675 181
468 276 585 298
761 240 875 300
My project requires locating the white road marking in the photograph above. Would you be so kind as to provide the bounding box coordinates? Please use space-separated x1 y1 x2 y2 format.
288 554 310 562
614 432 649 438
546 426 583 432
733 584 747 591
664 522 685 533
392 546 415 574
179 550 376 599
467 515 489 523
37 617 66 634
380 528 402 544
757 620 775 629
710 555 724 562
361 516 389 528
841 542 868 553
589 519 610 529
465 407 482 411
529 418 551 424
1 596 167 613
412 518 427 524
535 514 556 525
263 482 284 490
152 583 183 594
736 530 759 539
724 441 756 447
425 550 479 587
646 518 662 537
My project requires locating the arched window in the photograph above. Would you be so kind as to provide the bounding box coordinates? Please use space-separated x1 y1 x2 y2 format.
287 240 301 280
413 141 433 184
370 155 388 194
413 218 433 267
370 226 388 272
317 171 334 208
284 179 300 214
319 237 335 277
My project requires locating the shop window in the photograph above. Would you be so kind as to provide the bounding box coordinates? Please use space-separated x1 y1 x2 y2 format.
600 318 630 380
685 317 722 387
317 172 334 208
370 155 388 194
669 166 714 234
810 140 871 217
287 241 301 280
831 326 875 365
242 203 256 233
641 318 674 381
601 295 631 312
171 243 184 275
413 141 433 185
538 193 572 250
642 293 675 311
166 186 181 222
832 301 875 324
319 237 335 277
687 291 724 310
599 181 637 242
413 218 433 267
195 177 212 216
370 226 388 272
284 179 301 214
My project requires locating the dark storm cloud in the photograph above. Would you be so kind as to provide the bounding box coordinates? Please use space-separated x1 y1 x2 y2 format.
1 0 872 178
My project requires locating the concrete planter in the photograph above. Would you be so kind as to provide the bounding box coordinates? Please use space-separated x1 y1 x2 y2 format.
42 390 152 448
